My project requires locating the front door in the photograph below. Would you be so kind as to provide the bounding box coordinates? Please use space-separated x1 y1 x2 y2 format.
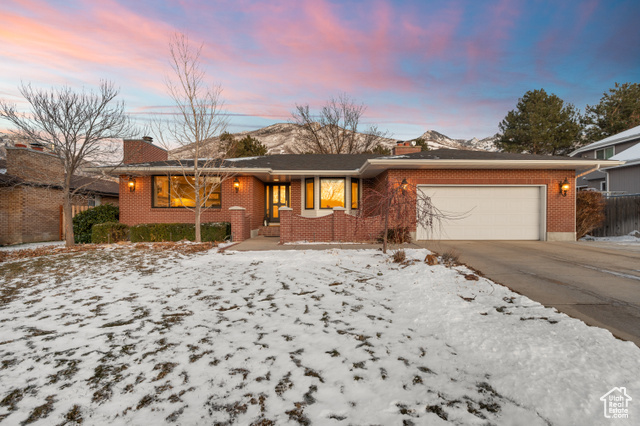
265 184 290 223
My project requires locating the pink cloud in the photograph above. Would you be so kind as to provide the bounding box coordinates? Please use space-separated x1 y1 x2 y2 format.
0 0 178 95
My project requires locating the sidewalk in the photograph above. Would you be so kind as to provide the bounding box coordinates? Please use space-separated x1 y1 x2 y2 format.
226 236 423 251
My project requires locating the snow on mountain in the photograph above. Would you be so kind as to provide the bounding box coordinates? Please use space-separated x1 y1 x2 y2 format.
170 123 498 158
408 130 499 152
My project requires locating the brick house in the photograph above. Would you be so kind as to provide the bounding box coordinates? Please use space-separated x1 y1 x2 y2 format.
102 137 622 243
0 145 119 246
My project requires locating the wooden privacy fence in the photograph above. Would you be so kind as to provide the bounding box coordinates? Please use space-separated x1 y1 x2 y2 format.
591 195 640 237
60 205 92 239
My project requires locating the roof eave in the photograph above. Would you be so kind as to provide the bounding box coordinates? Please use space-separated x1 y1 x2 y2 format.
90 165 361 177
602 160 640 171
570 135 640 156
361 158 624 173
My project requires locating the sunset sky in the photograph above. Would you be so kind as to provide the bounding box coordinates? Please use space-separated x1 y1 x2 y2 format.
1 0 639 140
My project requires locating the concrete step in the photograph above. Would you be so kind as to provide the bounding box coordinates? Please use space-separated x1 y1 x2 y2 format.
258 225 280 237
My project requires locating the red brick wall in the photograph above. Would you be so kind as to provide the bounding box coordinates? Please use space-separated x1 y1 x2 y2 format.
281 168 576 242
123 139 168 164
280 209 385 243
392 145 421 155
253 179 265 228
290 179 302 215
0 185 67 245
230 207 251 242
6 147 64 184
119 175 265 231
117 168 576 241
386 169 576 233
0 187 24 245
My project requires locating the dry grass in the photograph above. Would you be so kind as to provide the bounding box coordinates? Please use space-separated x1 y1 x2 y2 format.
440 249 460 267
391 249 406 263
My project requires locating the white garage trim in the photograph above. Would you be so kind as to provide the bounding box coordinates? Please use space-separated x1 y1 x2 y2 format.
417 185 547 241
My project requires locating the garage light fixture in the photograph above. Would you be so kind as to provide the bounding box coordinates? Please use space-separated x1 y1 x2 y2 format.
401 178 408 190
233 178 240 193
559 178 570 197
128 177 136 193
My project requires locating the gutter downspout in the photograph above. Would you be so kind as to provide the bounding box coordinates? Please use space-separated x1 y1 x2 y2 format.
575 164 601 179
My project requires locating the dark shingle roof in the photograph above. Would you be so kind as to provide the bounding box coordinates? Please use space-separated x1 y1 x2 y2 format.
70 176 119 195
0 172 118 195
122 149 587 171
224 153 386 170
124 153 386 171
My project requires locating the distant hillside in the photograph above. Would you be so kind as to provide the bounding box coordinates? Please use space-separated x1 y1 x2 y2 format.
170 123 498 158
408 130 498 152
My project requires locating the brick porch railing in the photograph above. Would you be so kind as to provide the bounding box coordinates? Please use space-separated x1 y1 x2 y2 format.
279 207 385 244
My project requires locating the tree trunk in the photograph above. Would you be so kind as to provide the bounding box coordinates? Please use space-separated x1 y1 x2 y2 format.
63 190 75 247
194 201 202 243
382 202 390 254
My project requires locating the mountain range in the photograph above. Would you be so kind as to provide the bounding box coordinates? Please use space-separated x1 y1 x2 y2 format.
0 126 499 161
169 123 498 158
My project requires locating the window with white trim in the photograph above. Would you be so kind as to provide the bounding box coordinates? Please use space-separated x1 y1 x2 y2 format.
595 147 614 159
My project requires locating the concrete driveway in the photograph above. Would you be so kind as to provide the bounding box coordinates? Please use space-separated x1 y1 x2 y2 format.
419 240 640 347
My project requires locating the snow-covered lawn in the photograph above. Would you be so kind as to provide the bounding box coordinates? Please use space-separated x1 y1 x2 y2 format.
0 245 638 425
0 241 64 252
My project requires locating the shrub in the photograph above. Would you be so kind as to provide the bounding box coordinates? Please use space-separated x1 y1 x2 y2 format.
440 249 460 267
129 222 230 243
92 222 129 244
576 191 605 239
391 249 406 263
378 227 411 244
73 204 119 244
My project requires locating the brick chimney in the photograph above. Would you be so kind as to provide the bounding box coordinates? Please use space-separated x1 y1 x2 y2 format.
392 140 421 155
123 136 168 164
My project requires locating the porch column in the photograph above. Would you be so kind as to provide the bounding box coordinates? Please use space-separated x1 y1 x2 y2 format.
229 206 248 242
279 207 293 244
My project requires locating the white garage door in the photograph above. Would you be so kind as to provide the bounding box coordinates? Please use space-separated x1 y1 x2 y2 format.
416 186 544 240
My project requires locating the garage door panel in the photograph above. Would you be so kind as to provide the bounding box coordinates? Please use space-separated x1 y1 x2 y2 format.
417 186 542 240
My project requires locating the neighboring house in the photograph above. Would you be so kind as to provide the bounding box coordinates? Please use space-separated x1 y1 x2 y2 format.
570 125 640 194
0 145 119 246
100 138 620 243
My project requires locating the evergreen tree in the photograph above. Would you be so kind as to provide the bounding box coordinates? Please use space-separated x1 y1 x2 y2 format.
413 138 429 151
221 132 268 157
369 144 391 155
582 82 640 143
496 89 582 156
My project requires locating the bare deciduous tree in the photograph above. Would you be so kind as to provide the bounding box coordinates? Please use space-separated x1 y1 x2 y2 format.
291 93 389 154
154 33 231 243
362 177 453 253
0 81 135 247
